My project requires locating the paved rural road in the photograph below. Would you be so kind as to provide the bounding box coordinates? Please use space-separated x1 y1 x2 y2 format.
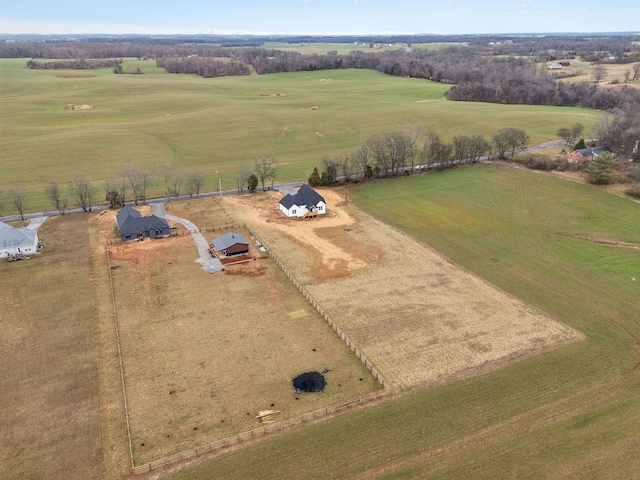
0 140 566 224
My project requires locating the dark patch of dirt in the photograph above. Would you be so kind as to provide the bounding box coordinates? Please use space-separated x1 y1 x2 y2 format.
292 371 326 393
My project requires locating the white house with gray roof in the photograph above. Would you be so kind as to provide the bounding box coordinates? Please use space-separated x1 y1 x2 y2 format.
0 221 39 258
279 184 326 218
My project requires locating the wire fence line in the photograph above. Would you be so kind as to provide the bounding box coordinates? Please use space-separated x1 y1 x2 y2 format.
106 223 244 245
105 250 135 470
132 390 390 475
127 221 391 475
244 223 389 390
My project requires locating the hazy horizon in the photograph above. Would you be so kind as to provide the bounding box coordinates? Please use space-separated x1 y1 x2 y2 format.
2 1 639 36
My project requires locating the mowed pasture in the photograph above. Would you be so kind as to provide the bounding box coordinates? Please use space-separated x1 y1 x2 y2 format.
171 166 640 479
0 215 103 480
0 58 601 212
221 189 581 391
98 201 379 466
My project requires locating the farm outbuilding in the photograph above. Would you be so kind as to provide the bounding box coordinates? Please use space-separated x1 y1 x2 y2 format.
116 205 171 242
279 184 326 219
211 232 250 257
0 221 39 258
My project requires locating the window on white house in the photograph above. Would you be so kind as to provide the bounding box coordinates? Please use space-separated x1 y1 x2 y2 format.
292 209 297 215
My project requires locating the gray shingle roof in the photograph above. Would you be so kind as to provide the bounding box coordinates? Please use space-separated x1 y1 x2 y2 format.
211 232 249 251
279 184 325 209
576 146 612 157
116 205 169 236
0 221 37 249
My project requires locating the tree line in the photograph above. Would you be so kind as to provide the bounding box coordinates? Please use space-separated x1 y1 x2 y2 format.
0 163 208 220
306 125 529 187
6 38 640 112
26 58 122 70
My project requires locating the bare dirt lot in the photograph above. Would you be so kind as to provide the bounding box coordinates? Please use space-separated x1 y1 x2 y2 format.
225 188 583 390
93 207 378 465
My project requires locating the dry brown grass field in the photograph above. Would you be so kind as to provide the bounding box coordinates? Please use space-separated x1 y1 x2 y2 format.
92 206 379 466
224 189 583 391
554 58 640 87
0 215 104 480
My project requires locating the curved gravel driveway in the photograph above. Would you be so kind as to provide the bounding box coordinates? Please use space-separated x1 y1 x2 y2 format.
164 213 224 273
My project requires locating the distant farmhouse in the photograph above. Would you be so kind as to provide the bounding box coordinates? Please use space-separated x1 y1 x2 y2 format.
211 232 250 257
568 146 612 163
279 184 326 219
0 221 39 258
116 205 171 242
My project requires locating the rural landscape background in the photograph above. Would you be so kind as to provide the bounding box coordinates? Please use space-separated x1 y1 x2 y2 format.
1 25 640 480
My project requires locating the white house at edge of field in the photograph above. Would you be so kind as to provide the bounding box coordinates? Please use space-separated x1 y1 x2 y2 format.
279 184 326 219
0 221 39 258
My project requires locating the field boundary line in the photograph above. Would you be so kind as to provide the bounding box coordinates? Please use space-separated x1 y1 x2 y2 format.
105 249 135 470
244 223 389 390
132 390 390 475
130 222 392 476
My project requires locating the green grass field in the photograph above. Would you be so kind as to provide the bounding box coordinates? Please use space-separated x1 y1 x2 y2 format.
0 58 600 214
170 166 640 479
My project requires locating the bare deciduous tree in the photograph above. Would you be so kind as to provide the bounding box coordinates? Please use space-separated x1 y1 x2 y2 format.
420 131 452 168
452 135 491 163
154 162 182 199
592 63 608 83
186 172 206 198
557 127 573 145
254 155 278 191
70 179 97 212
633 63 640 81
9 186 26 222
236 163 253 193
403 124 429 171
105 176 127 209
493 127 529 158
122 165 151 205
46 183 67 214
352 145 371 179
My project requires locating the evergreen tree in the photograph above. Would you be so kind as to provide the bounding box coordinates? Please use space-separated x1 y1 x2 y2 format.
587 152 615 185
247 174 258 193
308 167 321 187
573 138 586 150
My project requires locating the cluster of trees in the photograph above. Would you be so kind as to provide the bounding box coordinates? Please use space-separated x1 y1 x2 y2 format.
594 104 640 161
7 38 640 111
26 58 122 70
157 56 250 78
307 126 529 186
0 164 209 220
235 155 279 193
557 123 585 146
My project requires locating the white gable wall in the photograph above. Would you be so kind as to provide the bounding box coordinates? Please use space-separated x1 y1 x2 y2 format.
280 201 326 218
0 230 39 258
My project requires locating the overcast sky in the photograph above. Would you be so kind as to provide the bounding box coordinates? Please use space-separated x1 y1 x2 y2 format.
2 0 639 36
